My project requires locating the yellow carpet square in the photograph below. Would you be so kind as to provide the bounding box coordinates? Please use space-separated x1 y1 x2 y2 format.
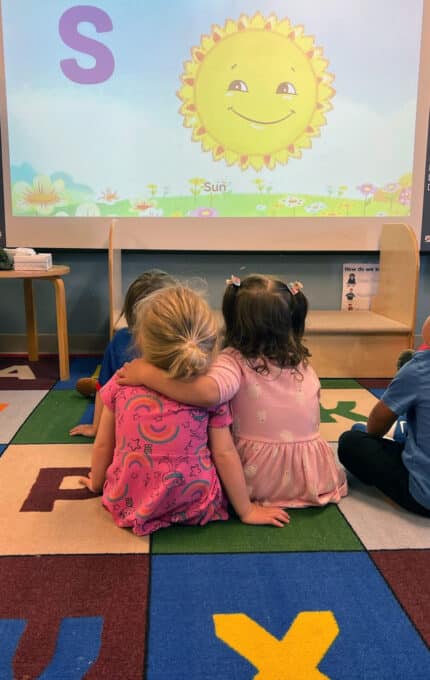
319 388 378 442
0 444 149 555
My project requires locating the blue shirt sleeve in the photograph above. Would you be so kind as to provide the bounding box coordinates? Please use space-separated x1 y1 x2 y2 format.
381 359 418 416
98 328 136 387
98 340 118 387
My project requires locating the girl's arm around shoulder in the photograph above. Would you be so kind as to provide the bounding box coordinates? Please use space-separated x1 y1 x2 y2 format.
116 358 221 407
208 426 290 527
79 405 115 493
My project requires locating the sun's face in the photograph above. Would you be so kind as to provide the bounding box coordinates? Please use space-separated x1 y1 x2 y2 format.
179 13 334 170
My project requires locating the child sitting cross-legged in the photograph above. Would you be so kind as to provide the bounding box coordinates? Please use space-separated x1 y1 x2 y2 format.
79 285 290 535
337 315 430 517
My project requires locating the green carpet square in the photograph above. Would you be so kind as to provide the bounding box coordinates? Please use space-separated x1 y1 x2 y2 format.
151 505 363 554
320 379 362 389
12 391 93 444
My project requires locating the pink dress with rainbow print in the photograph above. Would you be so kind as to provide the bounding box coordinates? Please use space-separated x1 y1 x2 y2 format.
100 378 230 536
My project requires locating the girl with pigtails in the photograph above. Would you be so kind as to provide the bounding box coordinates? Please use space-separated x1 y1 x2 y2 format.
118 275 347 509
80 284 289 534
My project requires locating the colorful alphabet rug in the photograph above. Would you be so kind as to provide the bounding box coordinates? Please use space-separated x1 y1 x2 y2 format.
0 356 429 679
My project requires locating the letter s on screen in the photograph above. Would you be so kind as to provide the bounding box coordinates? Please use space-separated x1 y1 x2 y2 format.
59 5 115 84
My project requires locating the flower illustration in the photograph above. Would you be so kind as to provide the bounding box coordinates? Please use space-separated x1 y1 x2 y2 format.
142 207 164 217
283 196 304 208
341 202 352 216
305 201 327 214
383 182 400 194
357 183 377 196
190 207 219 217
13 175 66 215
253 178 265 194
382 182 401 214
399 187 411 206
256 204 267 212
131 199 154 215
98 188 119 203
268 200 284 216
357 183 377 215
147 183 158 198
188 177 206 203
75 202 101 217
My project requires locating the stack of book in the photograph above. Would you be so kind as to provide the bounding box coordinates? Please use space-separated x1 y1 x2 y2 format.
14 253 53 271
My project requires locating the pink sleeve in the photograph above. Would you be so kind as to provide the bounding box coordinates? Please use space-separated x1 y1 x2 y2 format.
100 376 119 412
208 351 242 403
208 402 233 429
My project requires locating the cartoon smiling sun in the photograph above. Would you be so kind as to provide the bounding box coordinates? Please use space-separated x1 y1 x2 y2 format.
178 13 335 171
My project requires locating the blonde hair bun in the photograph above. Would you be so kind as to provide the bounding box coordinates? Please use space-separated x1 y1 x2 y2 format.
134 285 218 379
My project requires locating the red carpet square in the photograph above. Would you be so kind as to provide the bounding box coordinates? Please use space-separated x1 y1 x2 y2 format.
371 550 430 646
0 356 59 389
0 555 149 679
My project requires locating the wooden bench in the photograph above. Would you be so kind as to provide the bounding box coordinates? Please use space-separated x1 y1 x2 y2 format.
304 222 418 377
108 221 419 378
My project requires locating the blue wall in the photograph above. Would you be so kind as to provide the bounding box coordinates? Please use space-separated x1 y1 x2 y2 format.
0 250 428 346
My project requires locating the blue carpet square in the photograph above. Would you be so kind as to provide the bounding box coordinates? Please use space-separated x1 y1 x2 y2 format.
368 388 385 398
0 445 6 457
54 357 101 390
148 553 430 680
79 402 95 425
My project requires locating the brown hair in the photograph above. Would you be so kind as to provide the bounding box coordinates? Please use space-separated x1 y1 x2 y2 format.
222 274 310 373
121 269 175 327
134 285 218 379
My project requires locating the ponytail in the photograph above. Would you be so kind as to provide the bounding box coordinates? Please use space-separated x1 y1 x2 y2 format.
134 285 218 379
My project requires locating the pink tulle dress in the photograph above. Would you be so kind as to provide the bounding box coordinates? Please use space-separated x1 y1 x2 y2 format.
209 349 347 508
100 378 230 535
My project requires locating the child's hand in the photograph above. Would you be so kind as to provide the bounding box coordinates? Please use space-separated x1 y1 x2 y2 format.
78 472 102 494
116 359 144 386
69 424 97 437
240 503 290 527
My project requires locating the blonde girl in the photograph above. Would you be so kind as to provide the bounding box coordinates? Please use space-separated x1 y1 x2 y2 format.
80 285 289 534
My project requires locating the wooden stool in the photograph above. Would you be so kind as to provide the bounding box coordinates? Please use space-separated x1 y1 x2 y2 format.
0 265 71 380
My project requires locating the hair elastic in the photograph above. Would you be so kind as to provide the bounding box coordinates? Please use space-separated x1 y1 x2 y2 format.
287 281 304 295
226 275 241 287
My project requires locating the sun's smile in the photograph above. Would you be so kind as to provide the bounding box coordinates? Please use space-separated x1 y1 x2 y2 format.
178 12 335 170
228 106 296 126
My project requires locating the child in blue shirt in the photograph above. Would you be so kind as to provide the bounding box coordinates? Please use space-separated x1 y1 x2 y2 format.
70 269 175 437
338 316 430 517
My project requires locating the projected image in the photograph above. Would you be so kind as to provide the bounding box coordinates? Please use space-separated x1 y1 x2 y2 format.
0 0 422 218
178 15 334 171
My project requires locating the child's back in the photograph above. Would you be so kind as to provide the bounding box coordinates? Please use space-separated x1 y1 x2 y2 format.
212 346 347 507
101 379 229 535
117 275 347 509
83 283 290 531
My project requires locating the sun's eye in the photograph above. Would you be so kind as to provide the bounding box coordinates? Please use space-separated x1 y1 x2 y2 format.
276 81 296 95
228 79 248 92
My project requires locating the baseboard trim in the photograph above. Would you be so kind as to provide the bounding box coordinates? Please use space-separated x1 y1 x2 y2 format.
0 333 422 357
0 334 107 354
